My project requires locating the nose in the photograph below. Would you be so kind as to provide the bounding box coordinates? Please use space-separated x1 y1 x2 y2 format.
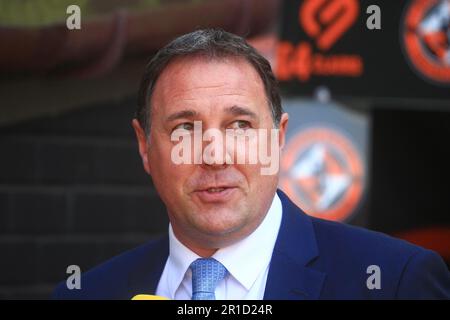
195 126 232 169
201 162 229 171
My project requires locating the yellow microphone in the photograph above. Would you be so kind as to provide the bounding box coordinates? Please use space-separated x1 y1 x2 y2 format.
131 294 170 300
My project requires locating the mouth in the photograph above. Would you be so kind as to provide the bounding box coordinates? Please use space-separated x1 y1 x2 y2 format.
193 186 238 203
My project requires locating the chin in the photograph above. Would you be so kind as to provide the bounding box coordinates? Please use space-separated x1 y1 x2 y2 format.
192 209 238 228
195 226 247 249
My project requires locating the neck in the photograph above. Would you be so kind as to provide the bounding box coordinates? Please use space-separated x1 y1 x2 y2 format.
171 225 218 257
188 246 217 258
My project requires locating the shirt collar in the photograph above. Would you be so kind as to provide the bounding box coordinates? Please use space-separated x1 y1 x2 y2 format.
166 192 282 296
166 225 201 298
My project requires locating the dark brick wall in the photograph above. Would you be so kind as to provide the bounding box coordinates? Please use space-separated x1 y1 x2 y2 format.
370 109 450 232
0 97 169 299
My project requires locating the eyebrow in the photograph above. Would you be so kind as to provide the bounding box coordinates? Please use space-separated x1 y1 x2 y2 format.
225 105 258 119
166 110 199 123
165 105 258 123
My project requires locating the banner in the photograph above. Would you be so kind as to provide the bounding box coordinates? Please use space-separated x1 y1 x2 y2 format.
277 0 450 101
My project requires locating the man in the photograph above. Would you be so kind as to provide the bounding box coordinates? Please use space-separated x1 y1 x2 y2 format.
53 29 450 300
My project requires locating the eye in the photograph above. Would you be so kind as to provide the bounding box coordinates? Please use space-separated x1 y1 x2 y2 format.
173 122 194 131
230 120 251 130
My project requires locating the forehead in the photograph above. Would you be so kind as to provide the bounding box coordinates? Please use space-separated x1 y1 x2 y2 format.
150 55 267 111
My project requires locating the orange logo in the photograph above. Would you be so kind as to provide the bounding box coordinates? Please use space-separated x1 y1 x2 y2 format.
300 0 359 51
402 0 450 85
280 127 364 222
277 0 363 82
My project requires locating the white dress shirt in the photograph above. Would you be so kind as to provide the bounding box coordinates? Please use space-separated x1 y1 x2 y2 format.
156 192 282 300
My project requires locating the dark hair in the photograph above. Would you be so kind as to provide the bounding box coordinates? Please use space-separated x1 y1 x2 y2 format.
136 29 282 134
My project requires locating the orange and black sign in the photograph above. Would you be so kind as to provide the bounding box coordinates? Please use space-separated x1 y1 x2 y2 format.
280 126 364 222
278 0 363 82
277 0 450 100
402 0 450 85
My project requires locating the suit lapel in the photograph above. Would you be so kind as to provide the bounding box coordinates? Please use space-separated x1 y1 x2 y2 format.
264 189 326 300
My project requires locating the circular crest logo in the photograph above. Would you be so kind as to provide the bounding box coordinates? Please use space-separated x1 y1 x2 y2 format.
401 0 450 85
280 127 364 222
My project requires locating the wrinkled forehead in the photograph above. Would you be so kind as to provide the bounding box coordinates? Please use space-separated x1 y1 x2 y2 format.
150 55 267 112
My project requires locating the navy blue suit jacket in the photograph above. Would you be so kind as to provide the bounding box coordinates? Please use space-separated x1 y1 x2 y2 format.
53 189 450 299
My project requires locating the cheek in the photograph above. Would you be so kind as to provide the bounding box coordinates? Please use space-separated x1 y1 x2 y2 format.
148 143 167 171
235 162 278 194
234 163 263 186
148 142 195 190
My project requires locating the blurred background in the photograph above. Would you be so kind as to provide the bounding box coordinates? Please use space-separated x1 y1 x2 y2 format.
0 0 449 299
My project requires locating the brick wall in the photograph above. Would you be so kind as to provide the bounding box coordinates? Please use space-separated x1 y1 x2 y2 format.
0 97 169 299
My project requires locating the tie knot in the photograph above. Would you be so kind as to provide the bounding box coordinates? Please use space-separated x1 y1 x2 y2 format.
190 258 228 300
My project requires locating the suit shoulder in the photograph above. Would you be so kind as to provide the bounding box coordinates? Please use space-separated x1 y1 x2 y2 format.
310 217 426 266
52 236 167 300
308 217 450 298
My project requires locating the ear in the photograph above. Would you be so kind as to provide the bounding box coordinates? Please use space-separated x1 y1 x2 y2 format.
278 113 289 149
132 119 151 175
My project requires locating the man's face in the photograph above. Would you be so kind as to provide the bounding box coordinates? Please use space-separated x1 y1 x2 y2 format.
133 56 288 253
